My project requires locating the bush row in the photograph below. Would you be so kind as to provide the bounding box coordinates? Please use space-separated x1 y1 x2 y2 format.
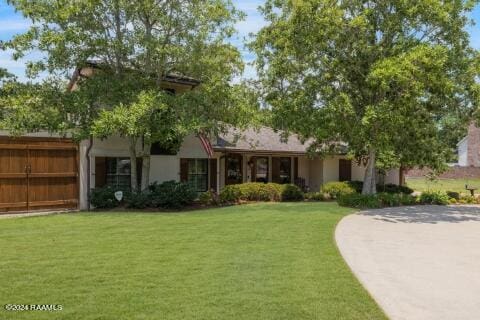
337 190 470 209
217 182 304 203
337 193 417 209
90 180 196 209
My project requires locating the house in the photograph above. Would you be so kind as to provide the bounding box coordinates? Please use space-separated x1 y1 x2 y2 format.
0 64 400 213
457 123 480 167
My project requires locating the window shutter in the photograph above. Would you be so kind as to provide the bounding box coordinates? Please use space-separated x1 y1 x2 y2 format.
294 157 299 181
95 157 106 187
180 158 189 182
136 158 143 188
209 159 217 191
272 157 281 183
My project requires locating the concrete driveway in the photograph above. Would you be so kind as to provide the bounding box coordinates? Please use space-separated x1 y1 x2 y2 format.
336 205 480 320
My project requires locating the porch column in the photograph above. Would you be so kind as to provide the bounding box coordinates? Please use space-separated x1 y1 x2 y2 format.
268 156 273 182
291 156 295 184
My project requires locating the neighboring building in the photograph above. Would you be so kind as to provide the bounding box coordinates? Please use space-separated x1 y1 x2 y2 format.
457 123 480 167
0 63 401 213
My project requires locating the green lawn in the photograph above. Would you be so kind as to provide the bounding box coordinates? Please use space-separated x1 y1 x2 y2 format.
0 203 386 320
406 177 480 194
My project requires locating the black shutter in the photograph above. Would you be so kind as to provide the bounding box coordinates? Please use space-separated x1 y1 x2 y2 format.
209 159 217 191
180 158 189 182
272 157 281 183
95 157 106 187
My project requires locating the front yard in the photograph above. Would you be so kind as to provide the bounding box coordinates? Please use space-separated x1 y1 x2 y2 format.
0 203 386 320
406 177 480 194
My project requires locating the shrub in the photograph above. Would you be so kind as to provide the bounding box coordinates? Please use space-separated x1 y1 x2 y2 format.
198 190 219 206
347 181 364 193
458 195 477 204
281 184 304 201
90 186 119 209
321 182 356 199
418 191 449 205
219 185 242 203
338 192 417 209
446 191 460 200
125 191 151 209
219 183 305 203
148 181 196 209
377 183 414 194
238 182 283 201
337 193 382 209
305 192 327 201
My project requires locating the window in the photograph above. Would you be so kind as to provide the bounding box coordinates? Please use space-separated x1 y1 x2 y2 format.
187 159 208 192
106 158 132 190
279 157 292 184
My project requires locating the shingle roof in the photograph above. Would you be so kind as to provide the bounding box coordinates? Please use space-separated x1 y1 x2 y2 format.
214 126 311 154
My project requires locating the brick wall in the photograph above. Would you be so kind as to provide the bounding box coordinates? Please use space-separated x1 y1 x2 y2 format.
467 123 480 167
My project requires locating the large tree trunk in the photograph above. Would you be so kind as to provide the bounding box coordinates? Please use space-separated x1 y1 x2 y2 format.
129 138 138 192
141 141 152 190
362 148 377 195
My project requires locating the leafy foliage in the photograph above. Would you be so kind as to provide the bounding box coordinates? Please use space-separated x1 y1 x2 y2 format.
252 0 480 194
321 182 356 199
418 191 449 205
89 186 119 209
281 184 304 201
338 193 417 209
148 181 196 209
219 183 304 203
375 183 414 194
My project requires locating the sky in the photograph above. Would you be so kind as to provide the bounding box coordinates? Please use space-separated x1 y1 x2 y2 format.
1 0 480 82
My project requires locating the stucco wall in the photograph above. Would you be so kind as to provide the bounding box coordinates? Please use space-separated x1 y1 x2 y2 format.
322 156 340 183
298 156 310 187
309 158 323 191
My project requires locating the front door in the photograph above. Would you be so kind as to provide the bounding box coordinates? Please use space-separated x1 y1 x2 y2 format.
225 154 243 185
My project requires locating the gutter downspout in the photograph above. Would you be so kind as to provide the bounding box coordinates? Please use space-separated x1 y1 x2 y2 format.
86 136 93 211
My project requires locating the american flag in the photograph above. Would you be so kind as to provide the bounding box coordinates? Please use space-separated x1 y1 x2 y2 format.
198 132 214 158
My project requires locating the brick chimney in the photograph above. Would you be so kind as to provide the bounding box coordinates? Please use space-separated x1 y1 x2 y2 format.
467 122 480 167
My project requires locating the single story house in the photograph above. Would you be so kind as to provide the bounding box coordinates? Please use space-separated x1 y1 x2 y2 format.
0 63 400 213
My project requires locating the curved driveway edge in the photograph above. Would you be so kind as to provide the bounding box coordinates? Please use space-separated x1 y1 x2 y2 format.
335 205 480 320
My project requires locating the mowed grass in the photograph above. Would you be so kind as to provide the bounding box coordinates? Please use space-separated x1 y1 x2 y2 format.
406 177 480 194
0 203 386 320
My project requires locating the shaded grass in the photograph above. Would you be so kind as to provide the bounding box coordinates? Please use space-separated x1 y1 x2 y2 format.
406 177 480 194
0 202 386 320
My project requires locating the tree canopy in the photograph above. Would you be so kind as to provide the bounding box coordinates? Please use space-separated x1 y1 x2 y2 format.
252 0 480 194
2 0 259 190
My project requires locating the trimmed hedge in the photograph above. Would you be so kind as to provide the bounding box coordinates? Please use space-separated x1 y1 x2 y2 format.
321 182 356 199
305 192 328 201
377 183 414 194
148 181 197 209
338 192 417 209
219 183 303 203
89 186 120 209
418 191 449 205
281 184 304 201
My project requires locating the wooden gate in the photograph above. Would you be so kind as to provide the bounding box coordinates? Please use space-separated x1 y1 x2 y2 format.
0 137 79 213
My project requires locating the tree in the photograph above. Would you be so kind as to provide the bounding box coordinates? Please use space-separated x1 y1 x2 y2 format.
251 0 480 194
3 0 257 190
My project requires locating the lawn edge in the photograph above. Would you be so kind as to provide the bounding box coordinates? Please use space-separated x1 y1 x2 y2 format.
333 212 390 320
